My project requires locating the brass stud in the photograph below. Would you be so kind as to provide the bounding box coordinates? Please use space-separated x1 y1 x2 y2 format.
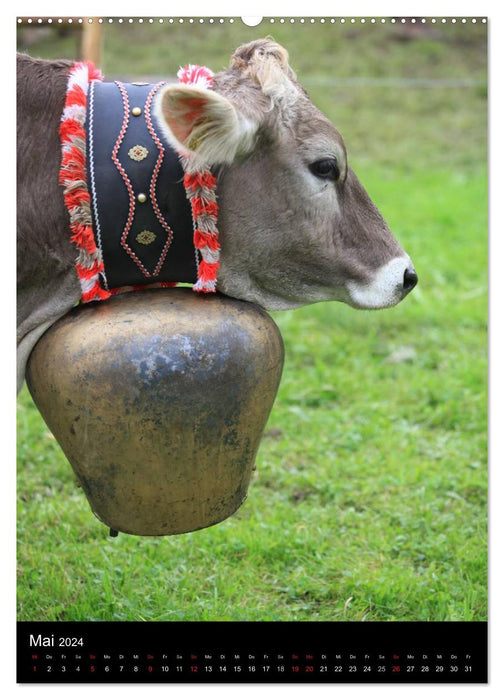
137 193 147 204
131 106 142 117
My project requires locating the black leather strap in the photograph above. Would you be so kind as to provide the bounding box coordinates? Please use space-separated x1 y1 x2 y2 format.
86 80 197 290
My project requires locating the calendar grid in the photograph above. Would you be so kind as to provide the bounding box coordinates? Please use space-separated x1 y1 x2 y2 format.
17 621 487 683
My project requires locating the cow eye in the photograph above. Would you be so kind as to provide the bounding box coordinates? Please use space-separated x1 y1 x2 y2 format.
309 158 340 181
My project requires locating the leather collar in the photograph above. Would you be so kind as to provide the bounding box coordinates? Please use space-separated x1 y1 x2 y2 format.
86 80 198 291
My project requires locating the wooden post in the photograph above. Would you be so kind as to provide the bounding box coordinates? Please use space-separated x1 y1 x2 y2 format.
81 18 103 66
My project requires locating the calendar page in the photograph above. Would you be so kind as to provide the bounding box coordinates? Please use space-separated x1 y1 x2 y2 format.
16 13 488 684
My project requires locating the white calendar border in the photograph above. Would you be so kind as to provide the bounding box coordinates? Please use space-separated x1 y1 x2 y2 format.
6 1 502 697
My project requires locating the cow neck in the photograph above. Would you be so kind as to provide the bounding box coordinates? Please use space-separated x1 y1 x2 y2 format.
59 61 220 304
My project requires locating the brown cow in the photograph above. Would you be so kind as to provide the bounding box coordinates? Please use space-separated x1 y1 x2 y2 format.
17 39 416 391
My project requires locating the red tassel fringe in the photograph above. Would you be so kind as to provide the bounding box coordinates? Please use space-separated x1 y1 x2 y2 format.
60 62 110 304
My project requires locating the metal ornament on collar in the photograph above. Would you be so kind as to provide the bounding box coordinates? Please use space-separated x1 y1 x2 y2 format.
59 61 220 303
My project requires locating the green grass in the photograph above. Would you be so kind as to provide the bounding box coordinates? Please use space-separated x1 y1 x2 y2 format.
17 19 487 622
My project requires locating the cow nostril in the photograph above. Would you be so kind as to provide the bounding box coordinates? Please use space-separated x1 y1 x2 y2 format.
403 267 418 293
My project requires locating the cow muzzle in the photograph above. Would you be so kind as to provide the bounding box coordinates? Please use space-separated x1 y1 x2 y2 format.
346 255 418 309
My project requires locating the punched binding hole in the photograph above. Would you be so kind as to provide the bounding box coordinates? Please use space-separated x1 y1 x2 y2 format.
241 16 263 26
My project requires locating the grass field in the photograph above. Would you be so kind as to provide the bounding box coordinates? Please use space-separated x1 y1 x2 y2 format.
16 18 487 622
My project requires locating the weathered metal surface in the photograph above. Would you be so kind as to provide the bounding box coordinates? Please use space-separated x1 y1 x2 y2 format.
26 289 284 536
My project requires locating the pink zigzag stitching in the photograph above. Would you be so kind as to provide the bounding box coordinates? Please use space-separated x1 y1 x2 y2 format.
112 81 151 278
144 82 176 277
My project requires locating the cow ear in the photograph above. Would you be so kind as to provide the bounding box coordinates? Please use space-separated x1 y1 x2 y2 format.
155 84 255 165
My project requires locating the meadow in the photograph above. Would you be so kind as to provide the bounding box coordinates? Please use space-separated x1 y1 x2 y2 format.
16 18 487 622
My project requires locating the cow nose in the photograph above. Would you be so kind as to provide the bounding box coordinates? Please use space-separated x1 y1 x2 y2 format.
403 267 418 293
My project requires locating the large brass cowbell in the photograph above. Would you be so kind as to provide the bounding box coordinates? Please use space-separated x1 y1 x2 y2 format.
26 289 284 536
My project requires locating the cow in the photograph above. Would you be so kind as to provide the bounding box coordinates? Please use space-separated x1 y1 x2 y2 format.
17 38 417 393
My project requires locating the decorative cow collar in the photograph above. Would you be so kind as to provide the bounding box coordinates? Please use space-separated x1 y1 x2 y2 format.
59 62 219 303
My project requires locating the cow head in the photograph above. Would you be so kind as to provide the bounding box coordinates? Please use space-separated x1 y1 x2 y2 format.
155 39 417 311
